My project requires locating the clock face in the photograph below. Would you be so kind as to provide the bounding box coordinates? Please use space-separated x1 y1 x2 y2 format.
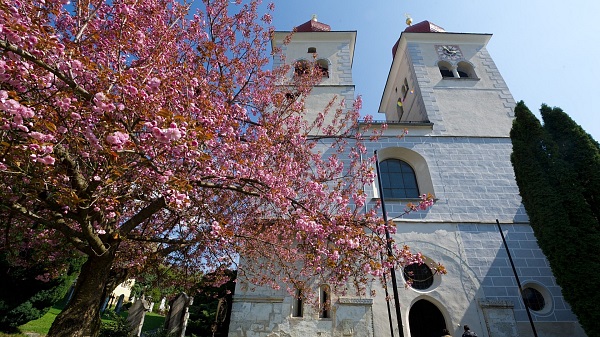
436 45 462 61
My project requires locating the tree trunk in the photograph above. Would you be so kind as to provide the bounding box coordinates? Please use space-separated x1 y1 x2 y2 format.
47 249 117 337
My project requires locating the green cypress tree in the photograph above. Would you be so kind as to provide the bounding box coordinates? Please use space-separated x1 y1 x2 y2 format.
540 104 600 226
511 101 600 335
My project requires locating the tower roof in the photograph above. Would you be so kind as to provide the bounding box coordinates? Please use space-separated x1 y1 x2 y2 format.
404 20 445 33
392 20 446 57
295 16 331 32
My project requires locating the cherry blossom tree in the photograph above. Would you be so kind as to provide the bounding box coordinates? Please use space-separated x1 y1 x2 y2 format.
0 0 437 336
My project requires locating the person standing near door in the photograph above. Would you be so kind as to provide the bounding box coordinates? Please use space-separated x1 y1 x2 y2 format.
462 325 478 337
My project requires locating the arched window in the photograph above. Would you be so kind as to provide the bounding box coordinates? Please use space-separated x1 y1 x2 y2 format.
294 60 310 77
292 288 303 317
316 59 329 78
457 61 475 79
380 159 419 198
319 284 330 318
438 61 454 78
396 98 405 120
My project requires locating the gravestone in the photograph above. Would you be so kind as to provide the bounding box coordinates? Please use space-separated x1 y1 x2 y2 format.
164 293 194 337
149 302 154 312
114 294 125 314
100 296 110 313
65 283 76 304
159 297 166 312
126 298 150 337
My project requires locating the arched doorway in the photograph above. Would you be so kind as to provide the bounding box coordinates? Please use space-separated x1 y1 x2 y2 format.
408 299 446 337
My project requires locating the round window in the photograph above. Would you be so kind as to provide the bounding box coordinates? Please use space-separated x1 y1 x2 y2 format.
522 287 545 311
403 263 433 290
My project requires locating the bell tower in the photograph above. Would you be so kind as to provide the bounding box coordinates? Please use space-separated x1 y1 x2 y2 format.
271 16 357 134
367 20 586 337
379 20 515 137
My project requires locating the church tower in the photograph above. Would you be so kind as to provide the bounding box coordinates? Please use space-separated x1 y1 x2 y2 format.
270 15 357 135
366 20 586 337
228 17 376 337
228 19 586 337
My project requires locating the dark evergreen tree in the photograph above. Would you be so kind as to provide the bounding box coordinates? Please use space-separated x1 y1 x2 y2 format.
510 101 600 336
540 104 600 226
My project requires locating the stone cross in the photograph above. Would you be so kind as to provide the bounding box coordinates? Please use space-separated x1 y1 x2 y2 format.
126 298 150 337
163 293 194 337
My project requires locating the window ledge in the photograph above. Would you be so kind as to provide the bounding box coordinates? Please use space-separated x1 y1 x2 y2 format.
373 197 422 202
441 77 480 81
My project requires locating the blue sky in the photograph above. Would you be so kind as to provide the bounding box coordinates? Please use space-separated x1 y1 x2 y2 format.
270 1 600 140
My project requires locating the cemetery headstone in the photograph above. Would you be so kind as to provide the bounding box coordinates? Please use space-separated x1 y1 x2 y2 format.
163 293 194 337
100 296 109 313
159 297 166 312
114 294 125 314
126 298 150 337
149 302 154 313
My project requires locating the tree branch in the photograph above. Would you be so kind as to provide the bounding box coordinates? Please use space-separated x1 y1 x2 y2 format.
4 202 95 254
0 40 93 100
118 197 167 235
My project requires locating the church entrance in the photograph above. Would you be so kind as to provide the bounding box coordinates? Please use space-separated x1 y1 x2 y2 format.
408 299 446 337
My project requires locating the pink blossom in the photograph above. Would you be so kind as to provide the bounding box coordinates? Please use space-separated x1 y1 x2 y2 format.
165 127 182 141
36 155 55 165
106 131 129 149
146 77 161 93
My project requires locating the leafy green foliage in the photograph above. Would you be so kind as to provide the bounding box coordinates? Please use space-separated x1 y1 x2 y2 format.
131 264 193 305
510 101 600 335
186 270 236 337
99 311 131 337
0 254 82 332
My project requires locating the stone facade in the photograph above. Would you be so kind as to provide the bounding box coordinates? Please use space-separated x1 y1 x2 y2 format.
228 19 587 337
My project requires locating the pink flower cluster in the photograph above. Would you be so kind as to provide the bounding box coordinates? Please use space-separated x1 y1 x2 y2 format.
106 131 129 150
92 92 116 113
150 122 184 143
0 90 35 132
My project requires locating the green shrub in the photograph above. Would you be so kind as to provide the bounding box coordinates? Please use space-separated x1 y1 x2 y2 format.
0 254 82 332
99 311 131 337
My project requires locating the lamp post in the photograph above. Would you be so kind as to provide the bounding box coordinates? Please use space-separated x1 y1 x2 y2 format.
375 150 405 337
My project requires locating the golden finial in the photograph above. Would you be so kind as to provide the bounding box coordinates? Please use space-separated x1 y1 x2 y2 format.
311 14 318 22
405 13 413 26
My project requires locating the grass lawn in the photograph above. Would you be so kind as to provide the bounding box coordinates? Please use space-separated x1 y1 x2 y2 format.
142 312 165 332
8 306 165 337
18 306 62 335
